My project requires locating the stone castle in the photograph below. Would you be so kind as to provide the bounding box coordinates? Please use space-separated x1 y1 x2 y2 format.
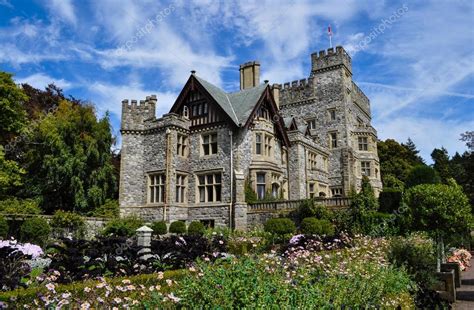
119 45 382 230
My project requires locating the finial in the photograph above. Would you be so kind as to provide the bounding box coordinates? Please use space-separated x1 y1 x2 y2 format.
264 79 269 84
191 70 196 75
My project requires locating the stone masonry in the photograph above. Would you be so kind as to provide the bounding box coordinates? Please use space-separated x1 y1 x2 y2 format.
119 46 382 230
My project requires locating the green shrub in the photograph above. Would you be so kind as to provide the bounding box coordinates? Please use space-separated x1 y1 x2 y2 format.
0 198 42 214
169 221 186 234
0 215 8 238
151 221 167 235
379 188 403 213
300 217 335 236
102 216 144 237
187 221 205 235
20 217 50 245
89 199 119 218
405 165 440 188
264 218 295 235
290 199 334 225
50 210 86 238
388 233 437 286
361 211 395 236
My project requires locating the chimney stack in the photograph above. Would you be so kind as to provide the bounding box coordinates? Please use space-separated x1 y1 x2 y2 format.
239 61 260 90
271 84 281 108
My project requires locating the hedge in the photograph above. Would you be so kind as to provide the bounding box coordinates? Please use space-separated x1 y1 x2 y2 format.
187 221 205 235
169 221 186 234
379 188 402 213
264 218 296 235
151 221 168 235
300 217 335 236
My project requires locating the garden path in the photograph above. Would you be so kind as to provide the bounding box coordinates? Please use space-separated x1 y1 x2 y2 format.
454 256 474 310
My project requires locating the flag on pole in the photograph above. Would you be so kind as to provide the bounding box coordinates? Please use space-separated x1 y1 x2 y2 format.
328 24 333 48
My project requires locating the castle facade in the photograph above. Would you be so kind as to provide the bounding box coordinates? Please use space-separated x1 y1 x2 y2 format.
119 46 382 229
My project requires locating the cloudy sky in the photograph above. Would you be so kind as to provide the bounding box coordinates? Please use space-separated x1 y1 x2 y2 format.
1 0 473 162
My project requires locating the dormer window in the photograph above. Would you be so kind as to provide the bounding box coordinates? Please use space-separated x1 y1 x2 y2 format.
307 119 316 130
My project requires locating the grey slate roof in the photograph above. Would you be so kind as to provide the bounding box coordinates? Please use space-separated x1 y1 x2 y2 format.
194 75 267 126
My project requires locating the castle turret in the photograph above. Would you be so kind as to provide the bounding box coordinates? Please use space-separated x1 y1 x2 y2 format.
310 46 352 76
121 95 157 131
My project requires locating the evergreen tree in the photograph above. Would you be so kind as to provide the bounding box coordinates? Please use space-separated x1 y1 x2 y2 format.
431 147 452 183
402 138 425 165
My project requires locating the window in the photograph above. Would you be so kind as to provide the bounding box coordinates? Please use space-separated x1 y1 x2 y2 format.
331 187 343 197
330 132 338 149
264 135 273 157
191 102 208 117
177 134 188 157
255 133 262 155
307 119 316 129
175 174 186 203
358 137 368 151
183 106 189 118
323 157 328 171
308 182 316 198
328 109 336 120
198 173 221 202
149 174 165 203
256 173 266 200
257 106 270 120
308 151 317 170
202 133 218 155
271 183 280 199
361 161 371 176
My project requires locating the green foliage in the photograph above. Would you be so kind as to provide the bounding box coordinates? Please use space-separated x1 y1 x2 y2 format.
404 182 472 238
151 221 167 235
450 149 474 205
244 179 258 203
0 146 25 197
350 176 378 212
379 188 403 213
102 216 144 237
171 256 414 309
0 72 27 144
20 217 50 245
0 197 41 214
290 199 334 225
50 210 86 238
405 165 440 188
0 215 8 238
377 138 424 185
169 221 186 234
300 217 335 236
431 147 452 183
24 100 117 213
187 221 205 236
89 199 119 218
263 218 296 235
382 174 405 190
388 234 437 286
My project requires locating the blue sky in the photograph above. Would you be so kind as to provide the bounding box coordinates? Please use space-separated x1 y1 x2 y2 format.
1 0 473 162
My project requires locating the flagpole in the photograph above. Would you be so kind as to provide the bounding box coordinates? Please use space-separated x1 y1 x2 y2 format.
328 24 333 48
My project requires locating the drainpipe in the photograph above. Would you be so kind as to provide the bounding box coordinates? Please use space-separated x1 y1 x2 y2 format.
164 128 171 222
229 130 233 229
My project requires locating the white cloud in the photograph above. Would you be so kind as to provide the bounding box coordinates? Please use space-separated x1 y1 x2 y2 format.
15 73 73 90
44 0 77 25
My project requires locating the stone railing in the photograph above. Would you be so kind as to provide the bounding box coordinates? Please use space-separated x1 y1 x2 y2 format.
248 197 351 213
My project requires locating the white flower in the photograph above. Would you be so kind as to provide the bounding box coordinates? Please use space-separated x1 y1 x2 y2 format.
84 287 91 293
167 293 181 303
80 302 90 310
45 283 55 291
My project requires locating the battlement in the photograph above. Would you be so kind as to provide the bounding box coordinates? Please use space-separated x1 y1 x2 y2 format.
311 46 352 74
278 77 315 105
351 81 371 117
121 95 157 131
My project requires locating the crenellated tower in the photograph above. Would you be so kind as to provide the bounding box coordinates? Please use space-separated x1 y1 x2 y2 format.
121 95 157 131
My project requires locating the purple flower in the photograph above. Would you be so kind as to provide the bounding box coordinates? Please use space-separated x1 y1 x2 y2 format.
289 234 304 245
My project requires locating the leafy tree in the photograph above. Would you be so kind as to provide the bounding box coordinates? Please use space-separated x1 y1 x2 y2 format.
23 100 117 213
404 182 472 271
0 72 27 145
460 131 473 151
431 147 452 183
405 165 440 188
0 146 25 198
377 138 425 187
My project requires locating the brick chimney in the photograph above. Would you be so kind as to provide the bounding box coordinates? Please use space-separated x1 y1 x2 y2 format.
239 61 260 90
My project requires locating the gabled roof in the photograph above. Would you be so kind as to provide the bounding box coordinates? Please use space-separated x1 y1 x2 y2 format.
170 74 290 147
194 75 267 126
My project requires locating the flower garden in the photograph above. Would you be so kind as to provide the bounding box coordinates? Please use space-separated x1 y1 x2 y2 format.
0 179 472 309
